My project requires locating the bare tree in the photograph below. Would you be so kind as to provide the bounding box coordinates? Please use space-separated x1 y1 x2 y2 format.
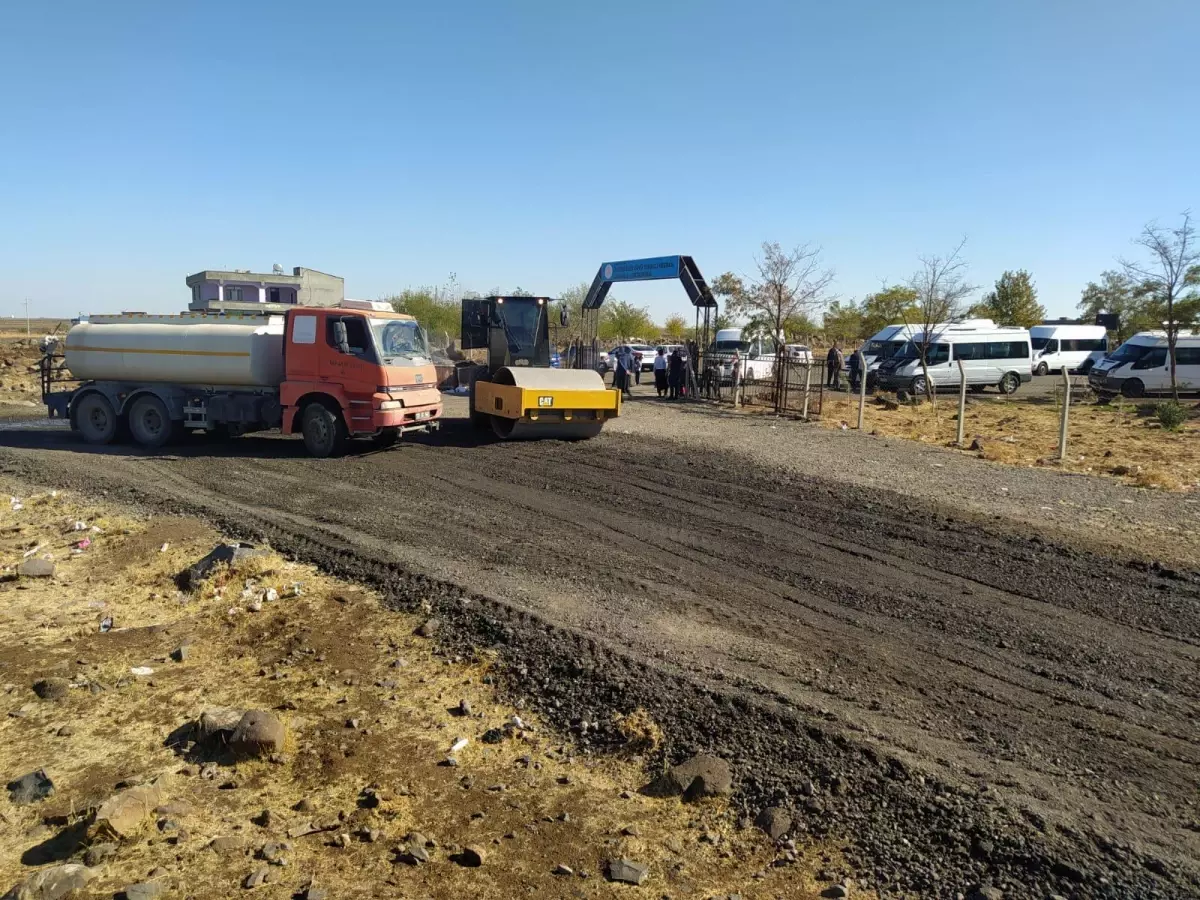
727 242 835 347
905 238 975 403
1120 212 1200 401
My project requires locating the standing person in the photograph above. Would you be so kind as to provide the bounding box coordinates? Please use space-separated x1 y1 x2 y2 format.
825 343 840 388
616 346 634 398
848 344 862 393
667 347 684 400
653 347 668 397
633 350 642 386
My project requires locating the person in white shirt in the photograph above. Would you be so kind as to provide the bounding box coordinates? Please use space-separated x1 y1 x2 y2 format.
653 347 668 397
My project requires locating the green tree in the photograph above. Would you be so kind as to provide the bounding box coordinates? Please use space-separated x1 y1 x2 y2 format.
1078 270 1155 343
662 313 688 340
969 270 1045 328
601 300 655 342
386 288 460 348
822 300 866 344
861 285 920 336
718 243 834 345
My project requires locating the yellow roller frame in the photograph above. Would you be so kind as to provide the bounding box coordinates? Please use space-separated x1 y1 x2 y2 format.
474 367 620 439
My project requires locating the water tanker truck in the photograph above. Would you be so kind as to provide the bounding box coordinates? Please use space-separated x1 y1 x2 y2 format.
41 300 442 457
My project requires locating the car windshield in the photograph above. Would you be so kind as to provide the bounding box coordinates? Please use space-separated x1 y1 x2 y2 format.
369 318 429 365
1031 336 1050 350
1108 341 1157 363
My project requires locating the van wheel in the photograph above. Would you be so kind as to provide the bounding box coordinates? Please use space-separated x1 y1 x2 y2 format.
128 395 175 448
73 393 118 445
301 403 347 458
910 375 928 396
1121 379 1145 399
999 373 1021 394
1035 362 1049 376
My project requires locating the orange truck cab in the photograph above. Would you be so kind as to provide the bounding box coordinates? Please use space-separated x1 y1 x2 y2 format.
279 304 443 454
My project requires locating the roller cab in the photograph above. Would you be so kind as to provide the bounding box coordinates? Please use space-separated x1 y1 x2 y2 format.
462 295 620 440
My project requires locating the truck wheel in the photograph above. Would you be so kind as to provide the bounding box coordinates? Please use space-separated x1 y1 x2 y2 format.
73 393 118 445
128 395 174 448
1121 378 1145 399
301 403 347 458
999 373 1021 395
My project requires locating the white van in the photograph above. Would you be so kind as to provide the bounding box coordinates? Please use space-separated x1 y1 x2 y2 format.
1088 331 1200 397
1029 324 1109 375
877 324 1033 395
707 327 775 381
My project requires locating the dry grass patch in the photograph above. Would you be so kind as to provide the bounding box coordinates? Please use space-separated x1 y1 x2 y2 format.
820 392 1200 490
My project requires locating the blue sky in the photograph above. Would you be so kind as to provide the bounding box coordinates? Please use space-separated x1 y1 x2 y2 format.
2 0 1196 322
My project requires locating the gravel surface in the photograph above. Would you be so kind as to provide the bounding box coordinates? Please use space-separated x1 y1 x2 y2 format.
0 407 1197 898
574 392 1200 565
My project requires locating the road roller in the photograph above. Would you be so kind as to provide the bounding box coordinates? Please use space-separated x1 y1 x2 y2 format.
460 295 620 439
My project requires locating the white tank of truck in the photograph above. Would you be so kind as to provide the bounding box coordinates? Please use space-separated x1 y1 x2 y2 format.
64 313 286 387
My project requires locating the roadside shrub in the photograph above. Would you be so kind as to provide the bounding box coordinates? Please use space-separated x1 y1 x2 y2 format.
1155 400 1188 431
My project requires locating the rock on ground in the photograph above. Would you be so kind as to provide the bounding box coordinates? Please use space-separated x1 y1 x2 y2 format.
88 779 167 841
7 768 54 804
32 677 69 701
649 754 732 800
17 558 55 578
2 864 95 900
194 707 243 742
606 858 649 885
230 710 286 757
180 542 267 590
754 806 792 841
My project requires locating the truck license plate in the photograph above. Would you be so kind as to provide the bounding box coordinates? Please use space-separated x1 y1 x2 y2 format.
538 396 554 407
414 411 431 420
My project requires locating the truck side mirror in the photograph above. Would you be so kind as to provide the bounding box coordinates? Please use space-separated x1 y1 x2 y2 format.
333 320 350 354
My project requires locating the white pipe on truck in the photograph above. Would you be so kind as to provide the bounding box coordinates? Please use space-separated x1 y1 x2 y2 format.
64 314 286 387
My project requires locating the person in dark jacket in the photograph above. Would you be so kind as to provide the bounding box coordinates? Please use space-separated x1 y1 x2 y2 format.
667 347 684 400
848 344 862 393
825 343 840 388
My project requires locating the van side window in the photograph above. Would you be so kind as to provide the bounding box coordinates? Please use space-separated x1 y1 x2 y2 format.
1062 338 1107 352
1135 347 1168 368
955 342 986 360
986 341 1028 359
928 343 950 365
1174 347 1200 365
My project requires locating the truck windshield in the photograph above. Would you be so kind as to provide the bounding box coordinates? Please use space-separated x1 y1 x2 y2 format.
370 319 429 365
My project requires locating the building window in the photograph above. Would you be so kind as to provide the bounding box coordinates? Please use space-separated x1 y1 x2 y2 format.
269 288 280 303
226 287 243 302
191 285 200 303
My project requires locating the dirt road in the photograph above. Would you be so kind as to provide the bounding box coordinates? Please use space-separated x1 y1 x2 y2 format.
0 413 1197 898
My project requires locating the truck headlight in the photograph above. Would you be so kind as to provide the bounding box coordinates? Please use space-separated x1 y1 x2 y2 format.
377 400 401 411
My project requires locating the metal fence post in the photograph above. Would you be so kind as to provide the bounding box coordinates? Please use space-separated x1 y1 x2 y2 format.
856 351 867 430
956 359 967 447
1058 369 1071 460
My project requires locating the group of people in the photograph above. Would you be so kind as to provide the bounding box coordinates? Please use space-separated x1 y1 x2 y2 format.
612 345 690 400
825 342 863 392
